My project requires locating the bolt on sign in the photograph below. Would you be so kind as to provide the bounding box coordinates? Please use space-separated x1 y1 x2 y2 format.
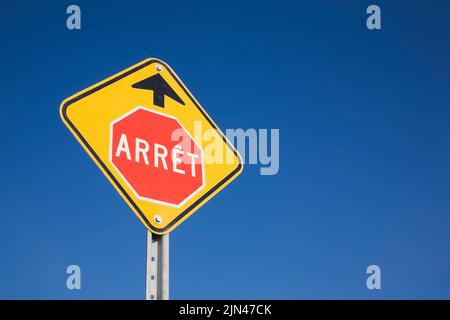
60 58 243 234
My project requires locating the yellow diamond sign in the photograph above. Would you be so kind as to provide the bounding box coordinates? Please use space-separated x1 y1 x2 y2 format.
60 58 243 234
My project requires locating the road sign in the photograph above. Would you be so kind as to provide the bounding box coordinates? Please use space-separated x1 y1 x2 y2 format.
60 58 243 234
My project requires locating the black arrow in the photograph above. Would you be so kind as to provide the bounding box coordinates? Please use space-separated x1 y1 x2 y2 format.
131 73 185 108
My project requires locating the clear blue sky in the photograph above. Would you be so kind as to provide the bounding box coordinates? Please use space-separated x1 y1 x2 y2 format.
1 1 449 299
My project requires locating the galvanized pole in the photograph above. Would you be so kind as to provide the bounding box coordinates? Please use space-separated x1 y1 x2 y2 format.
146 230 169 300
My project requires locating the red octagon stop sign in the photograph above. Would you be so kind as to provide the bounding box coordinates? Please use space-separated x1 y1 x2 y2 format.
110 107 205 207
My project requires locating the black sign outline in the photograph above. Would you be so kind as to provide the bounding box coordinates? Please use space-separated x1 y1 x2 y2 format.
61 59 242 234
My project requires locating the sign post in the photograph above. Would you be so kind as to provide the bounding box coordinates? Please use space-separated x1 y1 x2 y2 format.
146 231 169 300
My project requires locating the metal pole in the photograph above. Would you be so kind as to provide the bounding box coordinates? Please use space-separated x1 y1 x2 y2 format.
146 230 169 300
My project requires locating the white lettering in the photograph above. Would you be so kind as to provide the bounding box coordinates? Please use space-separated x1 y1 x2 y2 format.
113 136 202 177
115 133 131 160
186 152 199 177
154 143 168 170
135 138 150 165
172 145 185 175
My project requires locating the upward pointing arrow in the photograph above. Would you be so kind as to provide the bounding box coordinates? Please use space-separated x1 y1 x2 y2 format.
131 73 185 108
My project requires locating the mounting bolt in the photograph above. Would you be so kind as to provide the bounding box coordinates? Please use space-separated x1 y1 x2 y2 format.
154 215 162 224
156 65 163 72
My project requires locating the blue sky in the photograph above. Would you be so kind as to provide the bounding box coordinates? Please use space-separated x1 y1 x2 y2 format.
1 1 450 299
